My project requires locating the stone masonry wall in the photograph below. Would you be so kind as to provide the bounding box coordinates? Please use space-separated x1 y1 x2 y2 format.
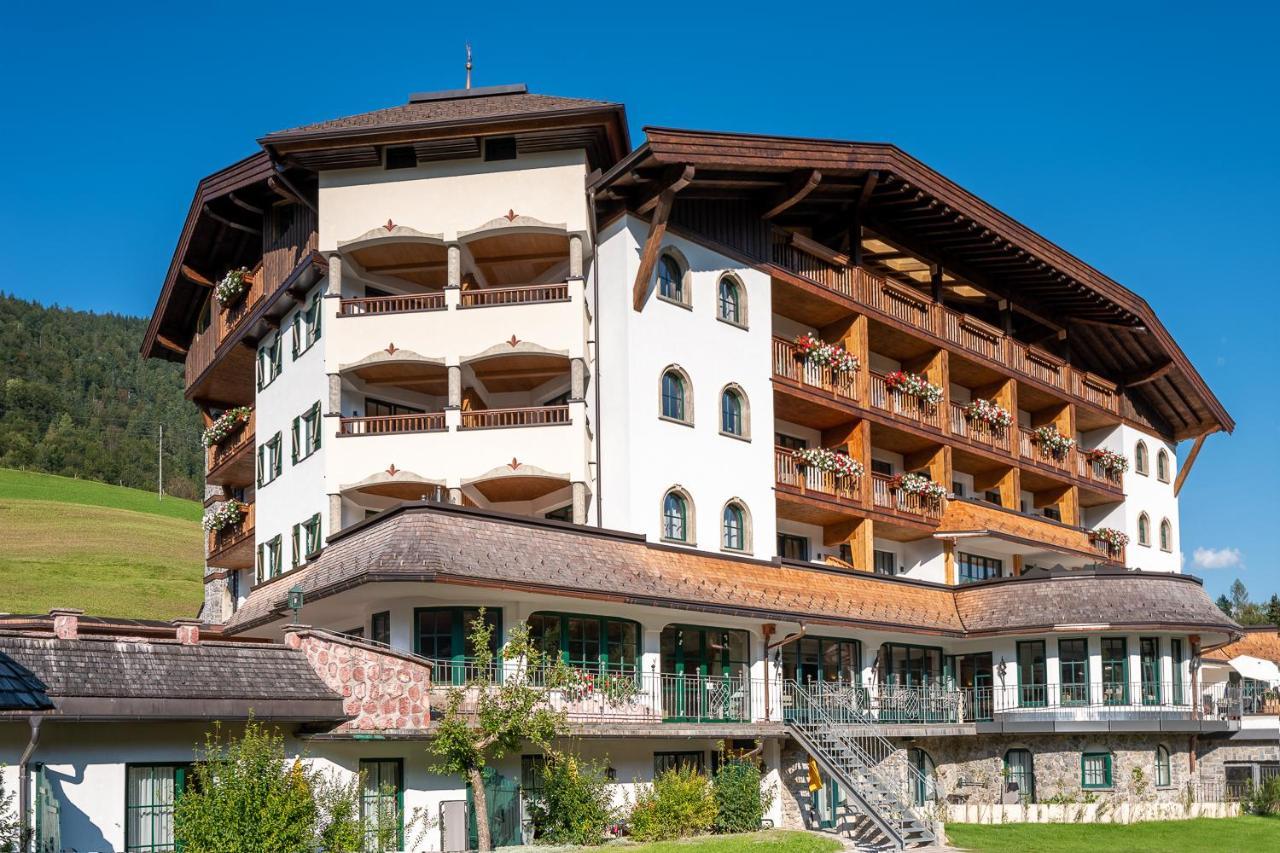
284 627 431 731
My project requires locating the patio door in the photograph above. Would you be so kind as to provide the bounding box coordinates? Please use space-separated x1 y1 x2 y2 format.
660 625 750 721
882 643 944 722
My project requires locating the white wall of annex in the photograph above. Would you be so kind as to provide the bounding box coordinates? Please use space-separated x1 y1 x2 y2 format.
594 215 776 557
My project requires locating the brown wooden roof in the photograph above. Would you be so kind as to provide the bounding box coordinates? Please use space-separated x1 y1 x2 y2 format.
1204 627 1280 662
594 128 1232 439
225 503 1239 644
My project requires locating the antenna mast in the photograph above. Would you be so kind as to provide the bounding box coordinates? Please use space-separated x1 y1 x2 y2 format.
465 43 473 90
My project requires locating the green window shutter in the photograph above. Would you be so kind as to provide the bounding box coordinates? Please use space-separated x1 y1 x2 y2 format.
311 298 322 343
291 525 300 568
291 314 301 358
291 417 300 464
256 545 263 584
311 402 322 451
256 447 264 487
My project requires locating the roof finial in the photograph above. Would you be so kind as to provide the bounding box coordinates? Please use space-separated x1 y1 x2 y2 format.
465 43 473 90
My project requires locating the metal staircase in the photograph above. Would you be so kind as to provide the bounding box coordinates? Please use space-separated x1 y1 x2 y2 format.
784 681 937 849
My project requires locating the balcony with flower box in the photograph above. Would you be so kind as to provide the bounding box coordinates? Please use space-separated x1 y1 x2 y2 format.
948 399 1014 456
205 407 255 486
770 336 860 429
205 501 255 569
774 446 865 527
869 370 944 433
871 472 946 524
938 498 1124 567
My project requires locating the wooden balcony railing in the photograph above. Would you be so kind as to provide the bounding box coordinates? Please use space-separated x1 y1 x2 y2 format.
1076 452 1125 490
948 402 1012 454
770 229 853 297
338 413 446 436
1073 371 1120 412
460 405 570 430
184 327 217 388
869 372 943 430
870 472 945 520
1009 341 1067 391
339 293 445 316
774 447 860 500
460 283 570 308
207 502 254 560
206 410 255 473
856 268 934 330
771 337 857 401
942 311 1005 363
1018 427 1076 475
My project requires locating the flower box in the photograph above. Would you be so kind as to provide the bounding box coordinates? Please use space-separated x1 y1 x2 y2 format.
215 267 252 307
884 370 944 406
963 398 1013 429
1086 447 1129 475
889 472 948 504
203 501 246 533
1091 527 1129 554
202 406 253 448
792 447 865 479
793 333 860 374
1032 425 1076 459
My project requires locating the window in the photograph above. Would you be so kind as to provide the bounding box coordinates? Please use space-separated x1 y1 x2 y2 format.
360 758 403 852
654 751 705 775
1156 745 1172 788
1140 637 1162 705
527 612 639 675
777 533 809 561
951 481 965 498
1156 450 1170 482
1059 638 1090 705
1081 752 1113 789
1102 637 1128 705
366 398 424 418
371 611 391 647
1159 519 1172 552
291 513 322 567
1042 506 1061 522
873 549 897 576
126 764 187 852
543 504 573 522
958 552 1002 585
717 276 744 325
720 387 746 437
484 136 517 161
256 535 282 584
413 607 502 685
292 402 323 464
722 501 748 551
257 334 282 390
1017 640 1047 707
983 489 1002 505
871 459 894 476
775 433 807 451
781 636 861 685
1138 513 1151 546
1135 441 1149 475
1171 638 1186 705
292 296 322 358
660 368 691 422
521 754 548 803
656 255 685 303
662 490 691 542
257 432 283 487
1003 749 1035 803
909 748 938 807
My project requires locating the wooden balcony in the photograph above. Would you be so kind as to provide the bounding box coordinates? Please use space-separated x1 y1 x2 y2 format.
459 283 570 308
868 372 944 432
206 502 255 569
771 337 857 401
774 447 861 501
1018 427 1076 477
205 411 255 486
939 499 1122 565
459 405 570 430
338 413 446 436
1076 452 1125 490
948 402 1013 455
871 472 945 522
339 293 445 316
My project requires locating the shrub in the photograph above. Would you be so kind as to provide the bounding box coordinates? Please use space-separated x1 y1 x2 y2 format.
629 765 717 841
1248 775 1280 816
526 753 616 845
713 760 772 833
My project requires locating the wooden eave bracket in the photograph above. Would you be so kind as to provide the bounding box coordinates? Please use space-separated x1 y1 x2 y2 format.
636 164 695 216
631 165 694 311
762 169 822 219
1121 358 1175 388
1173 428 1217 497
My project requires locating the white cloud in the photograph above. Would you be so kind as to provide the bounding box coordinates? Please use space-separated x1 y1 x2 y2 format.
1192 547 1243 570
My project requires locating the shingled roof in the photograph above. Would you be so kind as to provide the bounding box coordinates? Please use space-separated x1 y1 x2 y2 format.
0 634 344 721
227 503 1240 645
1204 626 1280 662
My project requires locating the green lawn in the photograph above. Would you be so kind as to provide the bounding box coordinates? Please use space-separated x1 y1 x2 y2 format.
620 832 841 853
947 816 1280 853
0 468 204 620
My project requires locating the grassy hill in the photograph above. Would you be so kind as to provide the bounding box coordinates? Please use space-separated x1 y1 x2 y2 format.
0 468 204 620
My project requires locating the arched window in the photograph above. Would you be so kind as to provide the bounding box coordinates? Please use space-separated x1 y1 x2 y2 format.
720 386 748 437
1155 745 1171 788
722 501 750 552
1156 450 1170 483
908 748 938 807
718 275 745 326
1138 513 1151 547
662 490 691 543
1004 749 1036 803
1135 441 1149 476
656 254 685 304
660 368 692 423
1159 518 1172 552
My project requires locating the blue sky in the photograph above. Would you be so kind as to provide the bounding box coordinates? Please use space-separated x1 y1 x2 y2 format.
3 1 1277 600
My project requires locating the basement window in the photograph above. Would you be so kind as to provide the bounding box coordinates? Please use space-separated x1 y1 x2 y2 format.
484 136 517 161
385 146 418 170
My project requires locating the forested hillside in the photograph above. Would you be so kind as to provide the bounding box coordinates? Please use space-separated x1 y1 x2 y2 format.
0 293 203 499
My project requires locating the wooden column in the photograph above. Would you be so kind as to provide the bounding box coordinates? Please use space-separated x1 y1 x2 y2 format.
974 465 1020 510
943 539 956 585
824 312 870 403
823 418 872 505
824 516 874 573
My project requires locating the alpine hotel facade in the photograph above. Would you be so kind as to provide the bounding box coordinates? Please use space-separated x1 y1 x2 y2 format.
2 84 1272 851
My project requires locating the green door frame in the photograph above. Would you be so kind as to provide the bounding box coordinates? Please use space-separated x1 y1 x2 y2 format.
1140 637 1162 705
661 624 750 722
1058 638 1090 706
1016 640 1047 708
1101 636 1129 705
412 607 503 685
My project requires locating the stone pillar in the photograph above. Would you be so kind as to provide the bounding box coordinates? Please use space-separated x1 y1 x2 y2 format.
173 619 201 645
327 253 343 297
447 244 461 289
447 365 462 409
328 373 342 413
448 487 463 506
50 608 83 640
572 481 588 525
329 493 342 534
570 357 587 401
569 234 584 280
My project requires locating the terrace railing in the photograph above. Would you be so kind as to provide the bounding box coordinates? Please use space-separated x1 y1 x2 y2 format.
771 337 858 401
338 413 446 436
459 405 570 430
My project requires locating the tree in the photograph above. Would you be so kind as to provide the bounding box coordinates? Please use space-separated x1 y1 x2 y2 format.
428 611 575 852
1230 579 1250 613
0 766 26 853
1216 594 1233 617
1266 594 1280 628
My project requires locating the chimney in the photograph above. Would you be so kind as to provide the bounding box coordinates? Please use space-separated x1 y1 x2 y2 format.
49 608 84 640
173 619 202 645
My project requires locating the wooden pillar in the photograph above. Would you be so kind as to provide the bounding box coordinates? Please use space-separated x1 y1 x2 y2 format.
930 265 943 305
974 465 1020 510
824 516 874 573
943 539 956 585
824 313 870 403
1012 554 1024 577
823 418 871 505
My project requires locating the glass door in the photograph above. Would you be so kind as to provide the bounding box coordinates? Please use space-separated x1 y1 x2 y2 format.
1017 641 1047 707
660 625 750 722
1102 637 1128 705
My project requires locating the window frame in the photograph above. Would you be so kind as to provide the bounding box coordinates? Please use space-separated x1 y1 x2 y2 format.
662 489 692 544
257 333 283 390
660 368 692 424
716 274 746 328
958 552 1003 585
291 513 322 568
1058 638 1090 706
719 386 748 438
1101 636 1129 705
654 751 705 776
1137 512 1151 546
1159 518 1172 552
371 611 391 647
1156 450 1170 482
1081 752 1113 789
1155 745 1172 788
1135 441 1149 476
256 535 283 584
125 763 189 852
412 607 503 685
1140 636 1162 705
1016 640 1048 708
359 757 404 852
1003 749 1036 803
1171 638 1186 705
655 254 688 306
780 635 862 686
873 549 897 576
292 401 323 464
292 295 323 359
527 611 641 676
721 501 749 552
257 432 283 487
777 533 809 562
